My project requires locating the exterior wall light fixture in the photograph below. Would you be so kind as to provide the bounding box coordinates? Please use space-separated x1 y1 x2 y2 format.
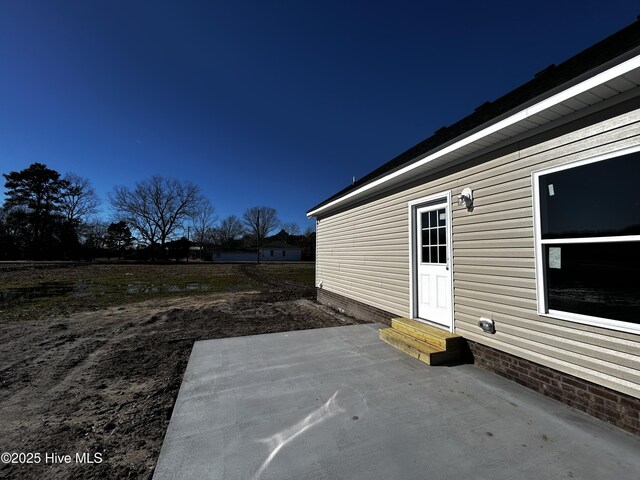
478 317 495 334
458 187 474 211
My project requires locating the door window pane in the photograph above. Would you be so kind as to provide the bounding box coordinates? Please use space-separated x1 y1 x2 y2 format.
419 207 447 264
421 212 428 229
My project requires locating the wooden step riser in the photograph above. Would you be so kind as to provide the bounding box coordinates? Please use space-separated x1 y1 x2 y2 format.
379 330 460 366
392 323 449 350
380 327 457 358
391 318 463 351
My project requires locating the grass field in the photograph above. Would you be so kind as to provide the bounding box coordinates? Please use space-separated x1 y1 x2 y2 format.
0 262 315 322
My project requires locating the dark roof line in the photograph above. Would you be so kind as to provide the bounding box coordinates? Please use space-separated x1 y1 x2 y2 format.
262 241 301 249
308 18 640 215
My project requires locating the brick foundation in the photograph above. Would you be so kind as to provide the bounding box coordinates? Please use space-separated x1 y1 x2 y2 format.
316 288 396 326
467 340 640 436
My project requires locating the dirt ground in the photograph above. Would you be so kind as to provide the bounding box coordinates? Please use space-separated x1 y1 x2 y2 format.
0 263 368 479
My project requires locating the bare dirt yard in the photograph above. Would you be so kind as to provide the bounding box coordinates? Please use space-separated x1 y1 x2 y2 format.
0 263 368 479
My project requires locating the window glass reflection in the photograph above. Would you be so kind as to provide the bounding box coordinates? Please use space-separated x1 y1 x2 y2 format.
539 152 640 239
544 242 640 323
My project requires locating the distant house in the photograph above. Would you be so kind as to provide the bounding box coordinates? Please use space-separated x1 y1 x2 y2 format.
212 250 258 262
308 20 640 435
259 241 302 261
212 242 302 262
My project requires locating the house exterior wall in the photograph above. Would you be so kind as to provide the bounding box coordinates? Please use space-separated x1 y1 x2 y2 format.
212 249 302 262
315 107 640 399
213 252 257 262
260 248 302 261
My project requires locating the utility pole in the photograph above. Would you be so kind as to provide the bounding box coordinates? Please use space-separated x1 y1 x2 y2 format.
256 209 260 264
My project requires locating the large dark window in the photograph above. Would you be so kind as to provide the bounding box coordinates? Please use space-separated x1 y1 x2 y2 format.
536 150 640 328
538 152 640 239
544 242 640 323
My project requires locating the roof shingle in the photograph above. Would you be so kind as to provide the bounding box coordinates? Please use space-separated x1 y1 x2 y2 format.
308 18 640 214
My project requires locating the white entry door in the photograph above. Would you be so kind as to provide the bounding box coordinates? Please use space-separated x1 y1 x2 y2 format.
415 203 452 328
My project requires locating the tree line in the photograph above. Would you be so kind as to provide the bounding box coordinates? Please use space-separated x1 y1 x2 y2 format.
0 163 314 261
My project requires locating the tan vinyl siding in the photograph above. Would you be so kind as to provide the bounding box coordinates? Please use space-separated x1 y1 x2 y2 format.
316 108 640 398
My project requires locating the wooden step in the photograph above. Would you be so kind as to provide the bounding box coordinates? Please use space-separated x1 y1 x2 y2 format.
391 317 463 351
379 328 460 366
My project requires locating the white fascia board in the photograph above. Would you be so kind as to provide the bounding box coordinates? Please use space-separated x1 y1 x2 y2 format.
527 54 640 115
307 53 640 218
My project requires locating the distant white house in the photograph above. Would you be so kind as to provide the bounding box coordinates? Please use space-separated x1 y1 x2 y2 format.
259 241 302 261
212 241 302 262
211 251 257 262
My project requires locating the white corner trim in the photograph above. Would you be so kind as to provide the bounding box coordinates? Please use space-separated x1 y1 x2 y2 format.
307 53 640 218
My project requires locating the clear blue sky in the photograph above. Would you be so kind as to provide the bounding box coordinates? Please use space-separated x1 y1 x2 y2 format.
1 1 638 231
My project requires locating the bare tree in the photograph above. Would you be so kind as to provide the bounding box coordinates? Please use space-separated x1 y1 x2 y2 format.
60 173 101 224
242 206 279 262
109 176 203 258
81 219 109 254
190 199 217 258
214 215 244 246
281 222 300 236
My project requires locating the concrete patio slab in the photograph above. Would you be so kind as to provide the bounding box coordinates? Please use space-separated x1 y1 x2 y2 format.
154 324 640 480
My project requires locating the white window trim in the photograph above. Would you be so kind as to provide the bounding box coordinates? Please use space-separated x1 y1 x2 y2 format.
407 191 454 332
540 235 640 245
532 144 640 335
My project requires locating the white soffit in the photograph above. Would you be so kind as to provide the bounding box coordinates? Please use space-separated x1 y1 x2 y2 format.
308 54 640 218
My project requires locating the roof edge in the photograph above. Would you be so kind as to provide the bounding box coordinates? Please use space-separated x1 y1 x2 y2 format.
307 19 640 218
